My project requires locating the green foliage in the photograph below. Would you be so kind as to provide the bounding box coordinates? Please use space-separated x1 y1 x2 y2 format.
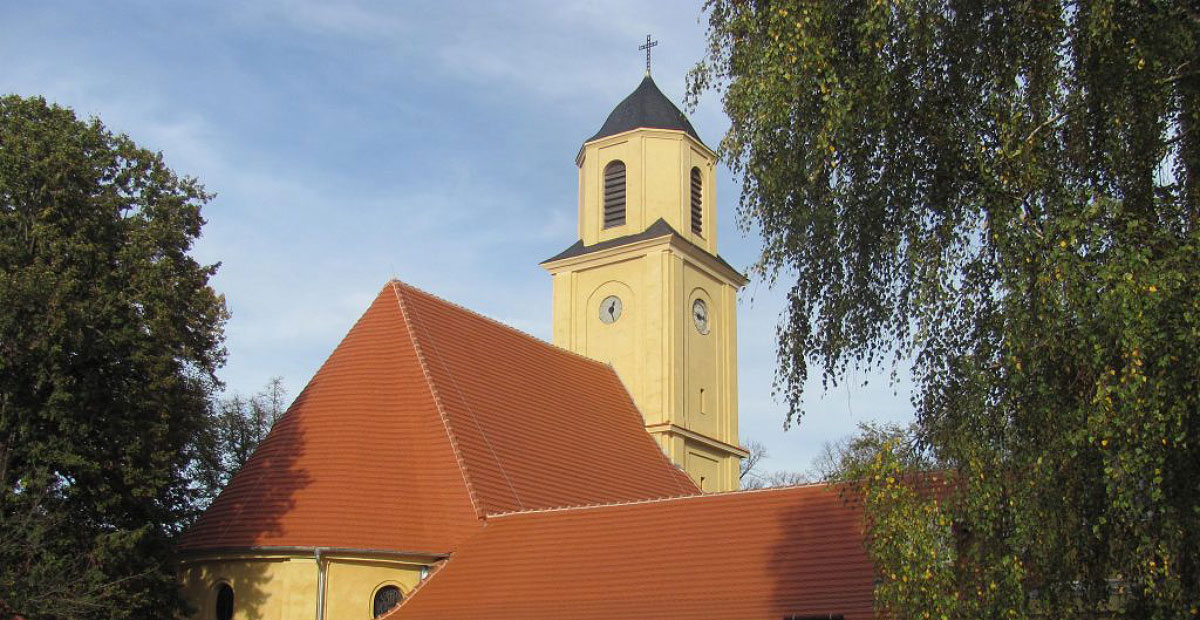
817 421 933 482
693 1 1199 617
190 377 287 507
0 95 227 620
838 436 961 620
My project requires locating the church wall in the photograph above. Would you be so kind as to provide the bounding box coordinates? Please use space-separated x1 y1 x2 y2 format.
178 553 425 620
643 136 681 231
583 138 640 244
562 251 667 426
720 275 740 447
550 271 573 347
547 239 744 492
681 143 718 254
577 129 716 251
180 555 308 620
681 260 738 447
683 276 718 439
582 272 644 411
656 434 735 492
324 556 423 619
551 253 743 488
684 443 723 492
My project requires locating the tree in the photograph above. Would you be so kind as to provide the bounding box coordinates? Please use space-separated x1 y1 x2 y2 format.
190 377 287 506
692 2 1198 618
0 95 227 620
739 439 770 483
738 438 811 489
811 421 930 482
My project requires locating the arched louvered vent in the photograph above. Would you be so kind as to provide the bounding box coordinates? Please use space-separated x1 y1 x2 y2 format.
603 161 626 228
690 167 703 235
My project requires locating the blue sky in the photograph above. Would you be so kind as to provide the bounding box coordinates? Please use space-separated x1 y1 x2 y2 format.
1 0 913 475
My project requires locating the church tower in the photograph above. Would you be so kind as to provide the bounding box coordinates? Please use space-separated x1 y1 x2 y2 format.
541 70 747 492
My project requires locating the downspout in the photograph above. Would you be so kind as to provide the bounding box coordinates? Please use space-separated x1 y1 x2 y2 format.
315 547 328 620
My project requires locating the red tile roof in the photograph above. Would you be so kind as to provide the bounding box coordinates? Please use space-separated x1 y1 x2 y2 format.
180 281 697 553
389 484 874 620
179 283 481 553
397 281 697 514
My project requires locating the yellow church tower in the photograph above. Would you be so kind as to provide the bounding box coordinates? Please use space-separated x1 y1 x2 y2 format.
541 63 748 492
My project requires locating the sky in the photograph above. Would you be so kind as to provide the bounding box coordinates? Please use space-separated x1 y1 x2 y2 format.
1 0 914 475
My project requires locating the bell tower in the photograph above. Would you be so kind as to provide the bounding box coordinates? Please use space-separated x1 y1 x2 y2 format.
541 71 747 492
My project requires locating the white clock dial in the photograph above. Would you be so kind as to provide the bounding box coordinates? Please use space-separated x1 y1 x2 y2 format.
692 299 710 334
599 295 623 324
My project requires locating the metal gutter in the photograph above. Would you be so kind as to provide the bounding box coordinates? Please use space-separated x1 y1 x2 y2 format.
314 547 326 620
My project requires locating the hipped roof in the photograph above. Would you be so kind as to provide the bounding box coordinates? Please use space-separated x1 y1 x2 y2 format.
179 281 697 554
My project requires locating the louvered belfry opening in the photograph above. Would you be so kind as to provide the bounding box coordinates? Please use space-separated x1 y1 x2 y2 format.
690 167 703 235
603 160 627 228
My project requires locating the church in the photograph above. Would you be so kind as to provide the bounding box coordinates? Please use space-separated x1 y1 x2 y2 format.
177 65 875 620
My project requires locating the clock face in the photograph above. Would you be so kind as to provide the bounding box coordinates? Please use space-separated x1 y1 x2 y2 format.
599 295 623 324
692 299 710 334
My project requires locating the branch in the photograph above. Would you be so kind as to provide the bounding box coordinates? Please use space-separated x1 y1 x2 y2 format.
1155 68 1197 87
1023 110 1068 146
1021 62 1194 147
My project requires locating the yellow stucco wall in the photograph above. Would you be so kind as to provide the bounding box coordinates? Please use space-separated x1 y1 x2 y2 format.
655 433 741 493
546 126 747 491
576 128 717 254
547 243 742 439
178 552 430 620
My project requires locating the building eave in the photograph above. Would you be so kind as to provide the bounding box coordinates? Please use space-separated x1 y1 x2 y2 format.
174 545 451 563
540 219 747 287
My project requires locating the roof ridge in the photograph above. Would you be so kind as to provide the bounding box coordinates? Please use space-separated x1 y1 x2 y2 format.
389 279 702 505
390 281 486 520
387 279 621 374
486 480 839 518
395 282 527 512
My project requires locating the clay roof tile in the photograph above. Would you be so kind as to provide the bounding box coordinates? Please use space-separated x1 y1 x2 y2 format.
180 280 697 554
388 484 874 620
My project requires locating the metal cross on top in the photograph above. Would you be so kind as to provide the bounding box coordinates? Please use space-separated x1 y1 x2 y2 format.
639 34 658 75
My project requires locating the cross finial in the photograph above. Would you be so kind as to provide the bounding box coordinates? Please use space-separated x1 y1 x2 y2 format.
639 34 658 76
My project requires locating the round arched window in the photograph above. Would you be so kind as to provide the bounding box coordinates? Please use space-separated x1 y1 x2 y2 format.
373 585 403 617
214 583 234 620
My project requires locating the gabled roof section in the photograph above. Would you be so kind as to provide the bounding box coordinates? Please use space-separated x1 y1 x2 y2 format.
587 75 704 144
394 281 698 514
180 280 697 553
179 283 482 554
388 484 874 620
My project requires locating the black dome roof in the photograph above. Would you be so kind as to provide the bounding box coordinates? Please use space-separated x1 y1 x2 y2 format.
587 75 703 144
